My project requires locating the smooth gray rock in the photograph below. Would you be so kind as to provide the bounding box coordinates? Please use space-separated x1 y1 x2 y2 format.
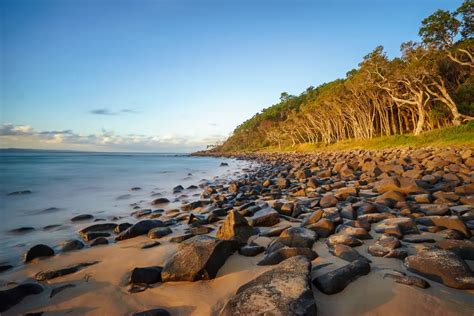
220 256 316 316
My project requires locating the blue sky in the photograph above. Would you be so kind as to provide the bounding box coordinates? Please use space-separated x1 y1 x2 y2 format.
0 0 462 152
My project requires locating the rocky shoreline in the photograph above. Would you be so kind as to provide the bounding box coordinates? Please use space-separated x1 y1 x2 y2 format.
1 147 474 315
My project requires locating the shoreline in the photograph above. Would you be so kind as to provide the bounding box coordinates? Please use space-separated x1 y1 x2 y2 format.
1 147 474 315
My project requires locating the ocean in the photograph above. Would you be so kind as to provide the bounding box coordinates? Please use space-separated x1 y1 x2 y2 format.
0 150 248 262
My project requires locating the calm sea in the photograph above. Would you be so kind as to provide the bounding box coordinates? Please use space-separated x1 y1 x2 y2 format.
0 150 248 261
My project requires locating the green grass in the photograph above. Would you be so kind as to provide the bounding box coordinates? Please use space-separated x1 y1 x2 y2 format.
255 121 474 153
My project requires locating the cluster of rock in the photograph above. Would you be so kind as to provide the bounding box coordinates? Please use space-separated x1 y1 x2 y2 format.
2 147 474 314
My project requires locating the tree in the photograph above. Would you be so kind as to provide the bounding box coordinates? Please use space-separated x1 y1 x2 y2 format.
419 9 460 48
457 0 474 39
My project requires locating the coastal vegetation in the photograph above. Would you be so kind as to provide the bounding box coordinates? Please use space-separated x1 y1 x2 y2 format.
214 1 474 152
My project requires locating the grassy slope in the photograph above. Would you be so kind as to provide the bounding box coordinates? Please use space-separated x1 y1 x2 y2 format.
252 121 474 153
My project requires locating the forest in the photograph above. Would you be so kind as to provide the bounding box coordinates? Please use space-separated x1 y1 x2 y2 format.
215 1 474 152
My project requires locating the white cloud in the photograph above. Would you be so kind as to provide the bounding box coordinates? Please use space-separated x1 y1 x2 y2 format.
0 123 224 152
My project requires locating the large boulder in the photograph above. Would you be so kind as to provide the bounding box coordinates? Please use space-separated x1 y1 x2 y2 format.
404 250 474 289
161 235 237 282
312 259 371 294
220 256 316 316
116 220 165 241
415 216 471 238
130 266 162 284
249 208 280 227
24 244 54 263
435 239 474 260
0 283 43 312
276 227 317 249
216 210 255 244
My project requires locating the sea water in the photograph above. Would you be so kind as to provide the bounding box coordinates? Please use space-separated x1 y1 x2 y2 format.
0 150 249 261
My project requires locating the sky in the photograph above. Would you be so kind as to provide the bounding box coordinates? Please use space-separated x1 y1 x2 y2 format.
0 0 463 152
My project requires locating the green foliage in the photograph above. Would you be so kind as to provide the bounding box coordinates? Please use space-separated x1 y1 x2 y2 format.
457 0 474 39
454 76 474 116
419 9 459 48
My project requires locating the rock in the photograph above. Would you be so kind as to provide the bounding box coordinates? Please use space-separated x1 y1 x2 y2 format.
257 247 317 265
173 185 184 193
368 244 390 257
276 227 317 248
384 273 430 289
131 209 152 218
334 187 357 200
0 264 13 273
161 235 238 281
78 223 117 238
337 226 371 239
260 225 291 237
403 235 435 243
9 227 35 234
307 219 335 238
238 245 265 256
415 216 471 238
329 244 369 263
326 234 362 247
375 176 424 194
220 256 316 316
82 232 110 241
190 226 212 235
377 235 400 249
302 210 324 226
405 250 474 289
418 204 450 216
60 239 84 252
228 182 239 193
35 261 99 281
142 241 161 249
320 194 338 208
24 244 55 263
130 266 162 284
276 177 291 189
383 249 408 259
339 164 354 178
6 190 32 196
220 162 229 166
169 233 195 243
313 259 371 295
148 227 173 239
216 210 255 244
438 229 464 240
152 198 170 205
71 214 94 222
375 190 405 207
0 283 43 312
249 208 280 227
132 308 171 316
116 220 165 241
374 217 419 236
90 237 108 246
435 239 474 260
115 222 133 234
